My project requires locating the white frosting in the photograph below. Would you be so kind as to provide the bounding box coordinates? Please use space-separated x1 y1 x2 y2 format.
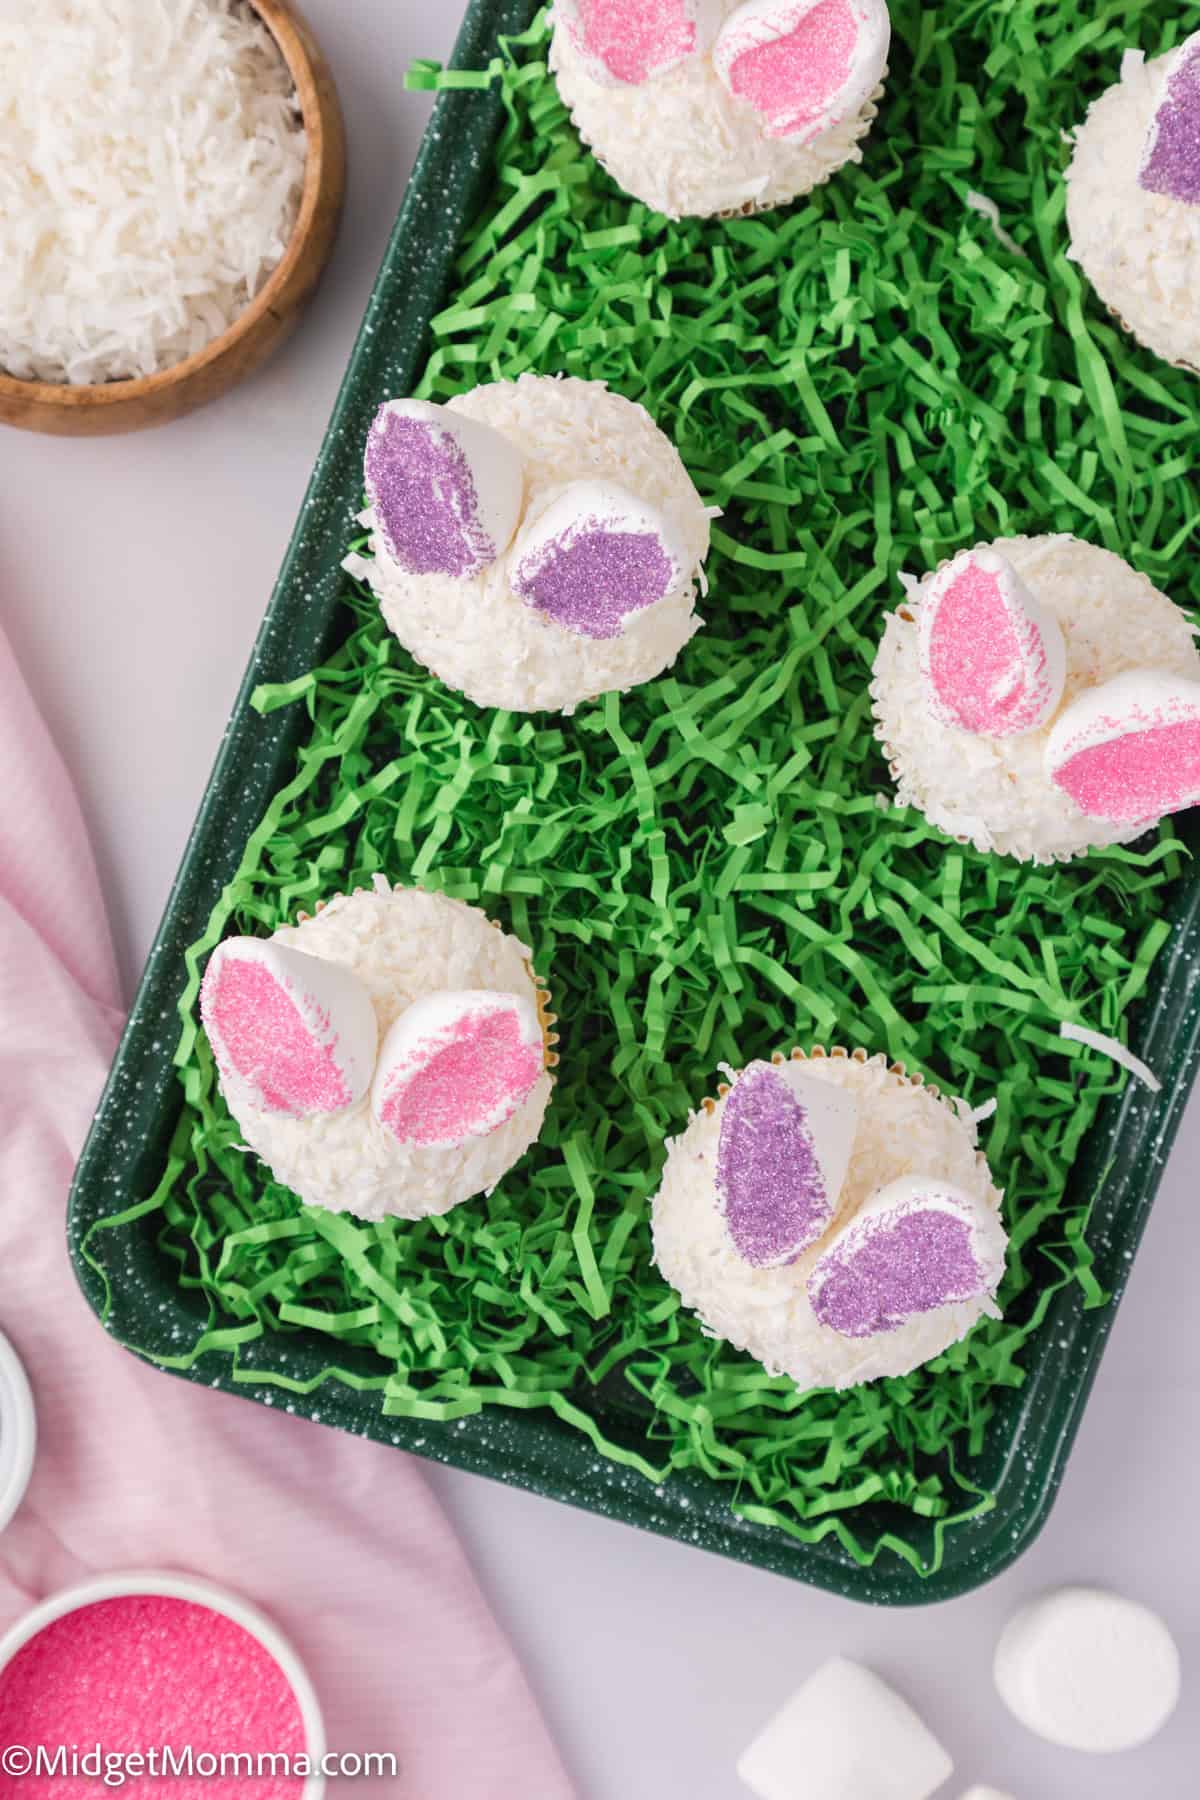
738 1657 954 1800
346 375 710 714
549 0 885 219
651 1049 1004 1390
994 1587 1181 1753
218 884 553 1222
871 534 1200 863
1065 46 1200 373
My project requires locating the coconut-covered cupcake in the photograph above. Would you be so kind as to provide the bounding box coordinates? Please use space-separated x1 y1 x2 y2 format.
343 374 712 714
651 1046 1007 1391
871 534 1200 863
1066 34 1200 373
199 879 556 1223
549 0 890 219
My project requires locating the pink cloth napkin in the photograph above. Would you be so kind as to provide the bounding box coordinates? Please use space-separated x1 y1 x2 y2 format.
0 625 574 1800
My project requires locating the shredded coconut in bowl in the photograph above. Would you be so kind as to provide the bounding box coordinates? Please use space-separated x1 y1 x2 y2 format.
0 0 307 386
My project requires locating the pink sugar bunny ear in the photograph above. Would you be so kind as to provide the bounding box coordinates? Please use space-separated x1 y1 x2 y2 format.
364 399 524 580
1045 670 1200 824
371 990 544 1151
715 1062 859 1268
807 1175 1006 1339
713 0 890 143
555 0 720 87
918 547 1066 739
201 939 378 1119
509 479 688 640
1139 32 1200 206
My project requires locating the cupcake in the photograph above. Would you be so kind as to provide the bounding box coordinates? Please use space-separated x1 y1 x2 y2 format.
1065 33 1200 373
548 0 891 219
199 879 556 1222
651 1046 1007 1391
343 374 712 714
871 534 1200 863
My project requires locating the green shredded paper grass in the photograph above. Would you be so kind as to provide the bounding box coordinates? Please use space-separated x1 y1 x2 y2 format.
87 1 1200 1576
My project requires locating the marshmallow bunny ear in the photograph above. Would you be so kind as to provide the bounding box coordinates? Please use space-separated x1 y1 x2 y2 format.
201 939 378 1118
807 1176 1006 1339
555 0 720 87
510 479 689 640
715 1062 860 1268
364 400 524 580
1139 32 1200 205
371 990 545 1151
918 547 1066 738
1045 670 1200 824
713 0 890 144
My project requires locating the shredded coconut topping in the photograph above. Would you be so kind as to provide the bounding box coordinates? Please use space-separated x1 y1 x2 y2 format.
871 535 1200 863
652 1052 1004 1390
347 374 711 714
0 0 306 385
1065 46 1200 373
1060 1022 1162 1093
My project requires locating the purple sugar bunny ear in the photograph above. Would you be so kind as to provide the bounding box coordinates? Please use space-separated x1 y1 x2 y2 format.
509 479 688 641
713 0 890 144
1045 670 1200 824
556 0 720 86
807 1175 1006 1339
917 547 1066 739
1139 33 1200 206
715 1062 859 1268
364 400 524 580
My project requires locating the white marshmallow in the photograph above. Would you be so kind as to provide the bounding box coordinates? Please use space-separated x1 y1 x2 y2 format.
201 937 378 1119
737 1657 953 1800
1045 668 1200 823
807 1174 1007 1339
714 0 890 144
364 398 525 579
918 547 1066 739
994 1587 1181 1753
509 479 689 641
371 987 544 1151
554 0 722 88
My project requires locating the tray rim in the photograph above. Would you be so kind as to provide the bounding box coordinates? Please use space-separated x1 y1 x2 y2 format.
67 0 1200 1606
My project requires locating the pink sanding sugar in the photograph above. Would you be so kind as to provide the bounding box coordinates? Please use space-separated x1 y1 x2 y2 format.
379 1005 543 1147
1053 716 1200 822
724 0 857 139
571 0 697 86
925 559 1050 736
208 956 350 1116
0 1596 307 1799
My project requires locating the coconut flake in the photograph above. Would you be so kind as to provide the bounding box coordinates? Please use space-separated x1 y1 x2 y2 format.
0 0 307 385
1060 1022 1162 1093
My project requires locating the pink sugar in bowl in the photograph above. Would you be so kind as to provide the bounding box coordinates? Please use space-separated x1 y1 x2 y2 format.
0 1571 325 1799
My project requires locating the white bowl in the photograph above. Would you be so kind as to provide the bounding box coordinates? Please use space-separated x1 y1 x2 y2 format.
0 1570 326 1798
0 1331 36 1534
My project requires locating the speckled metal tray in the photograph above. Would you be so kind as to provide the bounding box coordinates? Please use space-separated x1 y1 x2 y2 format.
68 0 1200 1603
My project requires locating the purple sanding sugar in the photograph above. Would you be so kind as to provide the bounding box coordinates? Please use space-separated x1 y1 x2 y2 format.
1140 37 1200 205
365 409 494 577
515 520 674 640
810 1209 981 1338
715 1064 834 1267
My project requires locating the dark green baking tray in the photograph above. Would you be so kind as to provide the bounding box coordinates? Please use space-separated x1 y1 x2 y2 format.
68 0 1200 1604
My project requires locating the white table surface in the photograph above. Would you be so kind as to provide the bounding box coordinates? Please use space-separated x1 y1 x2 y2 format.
3 5 1197 1795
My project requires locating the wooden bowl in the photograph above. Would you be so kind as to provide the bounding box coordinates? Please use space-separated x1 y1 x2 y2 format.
0 0 346 437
